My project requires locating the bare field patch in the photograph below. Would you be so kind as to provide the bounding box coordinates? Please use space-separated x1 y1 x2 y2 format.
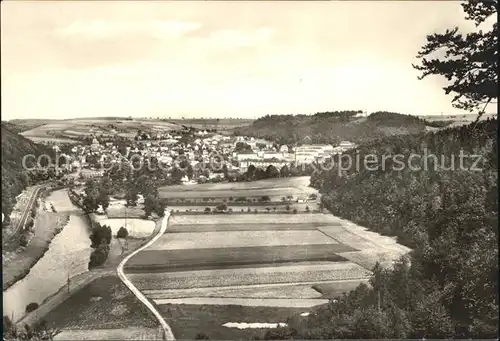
161 187 312 199
161 176 313 193
127 261 370 290
312 279 370 298
144 284 323 299
54 327 162 340
169 213 340 225
126 244 354 271
149 230 338 251
338 249 408 270
106 199 145 218
153 297 328 308
318 226 378 250
166 222 333 233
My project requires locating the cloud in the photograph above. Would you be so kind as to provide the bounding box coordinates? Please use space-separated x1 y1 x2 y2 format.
56 19 202 39
208 27 273 49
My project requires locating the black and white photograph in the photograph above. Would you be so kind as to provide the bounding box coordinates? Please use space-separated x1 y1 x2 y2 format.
1 1 498 340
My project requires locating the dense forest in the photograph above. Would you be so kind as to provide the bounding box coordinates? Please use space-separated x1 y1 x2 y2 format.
1 124 55 220
264 119 498 339
234 111 430 145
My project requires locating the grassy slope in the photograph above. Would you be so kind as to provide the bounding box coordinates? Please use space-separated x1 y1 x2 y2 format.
43 275 157 330
159 304 305 340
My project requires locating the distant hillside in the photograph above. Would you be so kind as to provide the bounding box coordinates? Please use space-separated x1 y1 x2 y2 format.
234 111 428 145
4 119 57 134
168 118 255 132
1 124 52 217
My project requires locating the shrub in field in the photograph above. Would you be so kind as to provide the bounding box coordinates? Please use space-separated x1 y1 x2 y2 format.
25 302 39 313
20 233 28 247
88 242 109 268
273 207 277 211
293 208 298 214
306 206 310 212
204 207 211 214
117 226 129 239
194 332 210 340
247 207 251 212
90 223 112 248
216 203 228 212
241 209 244 212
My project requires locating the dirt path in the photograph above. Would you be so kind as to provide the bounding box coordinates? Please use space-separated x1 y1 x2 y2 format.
118 211 175 341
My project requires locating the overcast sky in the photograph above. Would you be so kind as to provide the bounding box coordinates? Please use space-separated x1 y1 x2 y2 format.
1 1 492 120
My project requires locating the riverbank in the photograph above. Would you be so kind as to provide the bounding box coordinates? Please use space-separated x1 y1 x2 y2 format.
2 201 69 291
15 217 164 328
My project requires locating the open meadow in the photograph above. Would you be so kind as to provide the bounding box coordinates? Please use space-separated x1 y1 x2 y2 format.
158 304 306 340
42 275 158 331
149 230 340 250
128 262 370 290
159 176 317 200
123 176 410 338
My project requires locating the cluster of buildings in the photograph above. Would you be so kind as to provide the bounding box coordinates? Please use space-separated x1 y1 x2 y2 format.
51 130 357 184
236 140 357 173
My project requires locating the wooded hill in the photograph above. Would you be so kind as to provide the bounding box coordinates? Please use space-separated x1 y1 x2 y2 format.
234 111 436 145
1 124 53 218
264 118 498 339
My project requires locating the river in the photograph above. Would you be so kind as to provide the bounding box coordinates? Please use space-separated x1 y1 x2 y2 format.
3 190 92 323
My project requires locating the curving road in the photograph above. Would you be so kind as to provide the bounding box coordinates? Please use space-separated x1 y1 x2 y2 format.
116 210 175 341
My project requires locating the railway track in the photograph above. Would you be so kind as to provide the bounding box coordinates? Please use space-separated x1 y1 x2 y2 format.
8 186 43 240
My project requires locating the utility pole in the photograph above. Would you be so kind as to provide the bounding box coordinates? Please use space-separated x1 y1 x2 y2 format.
377 288 382 337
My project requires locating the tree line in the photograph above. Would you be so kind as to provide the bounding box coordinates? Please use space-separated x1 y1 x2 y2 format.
265 118 498 339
